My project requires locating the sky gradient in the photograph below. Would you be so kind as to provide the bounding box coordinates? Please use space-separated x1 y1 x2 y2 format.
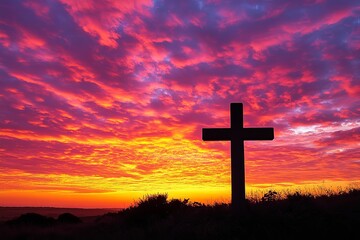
0 0 359 208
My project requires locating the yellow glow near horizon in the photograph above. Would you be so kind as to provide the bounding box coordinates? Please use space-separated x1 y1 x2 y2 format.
1 180 358 208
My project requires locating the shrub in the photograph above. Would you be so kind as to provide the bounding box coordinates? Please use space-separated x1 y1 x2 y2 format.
261 190 278 202
6 213 55 227
286 191 314 201
57 213 82 224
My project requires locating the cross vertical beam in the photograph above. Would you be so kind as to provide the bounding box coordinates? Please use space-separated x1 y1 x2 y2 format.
230 103 245 209
202 103 274 210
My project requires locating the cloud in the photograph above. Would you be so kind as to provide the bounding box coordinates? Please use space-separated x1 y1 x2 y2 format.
0 0 359 206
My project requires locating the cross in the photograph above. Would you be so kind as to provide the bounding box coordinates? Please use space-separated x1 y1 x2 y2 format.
202 103 274 209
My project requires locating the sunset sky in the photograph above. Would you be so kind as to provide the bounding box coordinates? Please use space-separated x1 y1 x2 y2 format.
0 0 359 208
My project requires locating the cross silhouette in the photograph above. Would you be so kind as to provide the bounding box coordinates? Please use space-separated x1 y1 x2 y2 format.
202 103 274 209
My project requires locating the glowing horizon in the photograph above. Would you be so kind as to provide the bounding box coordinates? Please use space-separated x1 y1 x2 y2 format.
0 0 359 208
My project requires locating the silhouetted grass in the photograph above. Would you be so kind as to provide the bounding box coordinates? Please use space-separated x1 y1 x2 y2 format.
1 188 359 240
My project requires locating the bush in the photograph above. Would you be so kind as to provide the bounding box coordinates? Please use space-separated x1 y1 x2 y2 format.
261 190 278 202
6 213 55 227
118 193 193 226
57 213 82 224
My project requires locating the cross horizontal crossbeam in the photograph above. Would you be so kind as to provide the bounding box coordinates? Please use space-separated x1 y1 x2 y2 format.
202 128 274 141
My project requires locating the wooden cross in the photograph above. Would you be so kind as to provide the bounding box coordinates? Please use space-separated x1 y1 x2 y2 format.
202 103 274 209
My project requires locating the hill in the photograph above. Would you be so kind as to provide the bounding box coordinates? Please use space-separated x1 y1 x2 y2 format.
0 207 120 222
1 189 359 240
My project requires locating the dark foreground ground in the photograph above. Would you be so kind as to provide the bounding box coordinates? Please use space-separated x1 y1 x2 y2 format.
1 189 359 240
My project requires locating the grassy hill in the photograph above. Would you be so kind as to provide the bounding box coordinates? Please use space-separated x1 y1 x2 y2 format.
1 188 359 240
